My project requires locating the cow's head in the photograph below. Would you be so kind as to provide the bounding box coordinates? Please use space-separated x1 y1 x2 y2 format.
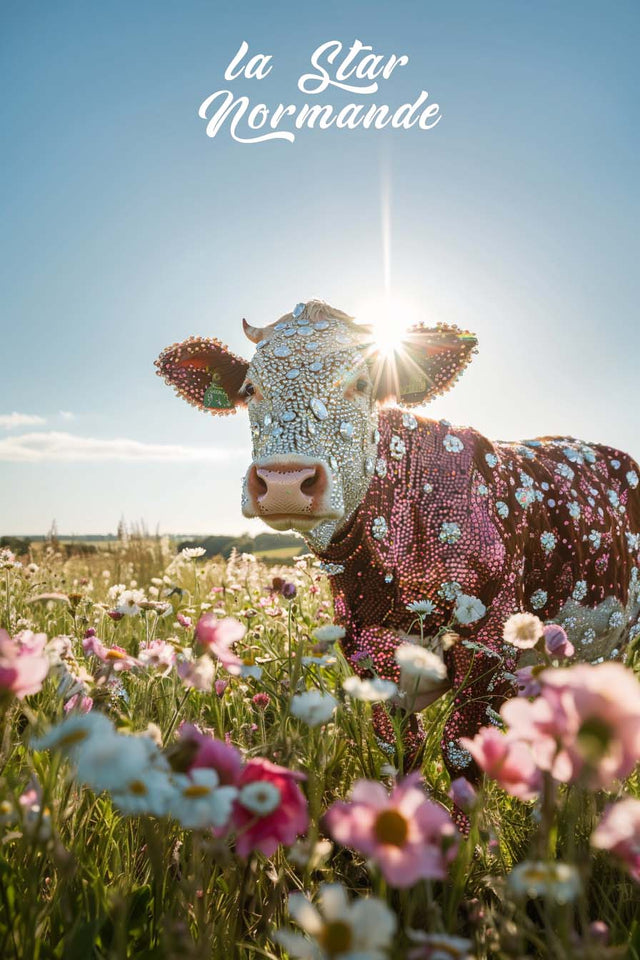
155 300 477 550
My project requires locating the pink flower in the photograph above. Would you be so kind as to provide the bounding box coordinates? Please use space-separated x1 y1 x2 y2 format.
138 640 176 675
64 693 93 713
82 634 139 672
500 695 567 774
448 777 477 812
514 665 542 698
178 724 243 786
195 614 246 675
324 773 458 887
543 624 574 659
461 727 542 801
214 679 229 696
177 613 192 628
177 656 214 692
499 662 640 790
592 798 640 882
538 663 640 788
252 692 270 710
232 758 308 857
0 629 49 700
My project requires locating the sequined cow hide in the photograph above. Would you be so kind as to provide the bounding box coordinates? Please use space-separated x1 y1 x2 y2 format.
156 300 640 800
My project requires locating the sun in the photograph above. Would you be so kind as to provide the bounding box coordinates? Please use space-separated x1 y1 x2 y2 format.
356 295 422 357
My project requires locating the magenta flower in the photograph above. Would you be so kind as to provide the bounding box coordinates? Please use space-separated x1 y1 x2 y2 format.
178 724 243 786
448 777 477 812
461 727 542 801
176 612 192 628
270 577 296 599
195 614 246 675
514 665 542 698
0 629 49 700
543 624 574 659
324 773 458 887
232 758 308 858
592 798 640 882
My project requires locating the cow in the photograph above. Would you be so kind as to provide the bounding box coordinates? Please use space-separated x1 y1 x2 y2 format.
156 299 640 805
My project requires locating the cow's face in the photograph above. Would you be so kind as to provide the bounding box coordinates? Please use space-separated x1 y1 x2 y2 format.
156 300 477 551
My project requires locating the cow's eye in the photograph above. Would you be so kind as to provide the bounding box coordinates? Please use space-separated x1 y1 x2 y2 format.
344 376 369 401
240 382 256 399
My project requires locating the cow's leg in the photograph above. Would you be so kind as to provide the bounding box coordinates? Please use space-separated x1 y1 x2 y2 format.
343 624 426 772
371 702 426 772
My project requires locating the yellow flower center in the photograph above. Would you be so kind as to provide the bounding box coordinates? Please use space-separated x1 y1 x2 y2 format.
183 784 211 798
128 780 148 796
59 729 89 746
373 809 409 847
106 649 128 660
319 920 353 956
577 716 612 762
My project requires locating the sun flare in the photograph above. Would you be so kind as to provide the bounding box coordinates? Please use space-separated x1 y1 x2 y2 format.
356 295 422 357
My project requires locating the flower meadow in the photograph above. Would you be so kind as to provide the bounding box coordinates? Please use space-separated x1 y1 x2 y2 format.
0 539 639 960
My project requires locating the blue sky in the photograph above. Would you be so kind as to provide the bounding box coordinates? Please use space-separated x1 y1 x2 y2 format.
1 0 638 535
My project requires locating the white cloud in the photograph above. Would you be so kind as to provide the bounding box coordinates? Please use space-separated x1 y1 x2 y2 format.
0 412 47 430
0 431 248 464
59 410 75 420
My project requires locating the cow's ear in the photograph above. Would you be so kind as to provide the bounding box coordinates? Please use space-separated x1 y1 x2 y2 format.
155 337 250 415
367 324 478 406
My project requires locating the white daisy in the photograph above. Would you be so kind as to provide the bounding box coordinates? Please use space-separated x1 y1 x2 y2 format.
111 766 175 817
454 594 487 625
406 600 436 616
407 930 474 959
32 712 114 755
395 644 447 685
508 861 581 903
290 690 337 727
180 547 207 559
238 780 281 816
342 676 398 702
503 613 544 650
275 883 396 960
75 731 169 795
168 769 237 829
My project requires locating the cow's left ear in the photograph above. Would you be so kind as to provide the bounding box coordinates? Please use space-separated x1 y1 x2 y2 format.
365 324 478 406
155 337 250 415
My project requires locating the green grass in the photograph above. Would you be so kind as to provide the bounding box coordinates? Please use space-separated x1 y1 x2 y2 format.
254 547 304 560
0 541 638 960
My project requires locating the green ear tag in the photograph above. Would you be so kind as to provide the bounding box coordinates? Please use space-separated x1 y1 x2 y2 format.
203 373 232 409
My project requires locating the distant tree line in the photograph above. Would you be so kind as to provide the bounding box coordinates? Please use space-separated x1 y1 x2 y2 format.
0 532 304 561
177 532 304 559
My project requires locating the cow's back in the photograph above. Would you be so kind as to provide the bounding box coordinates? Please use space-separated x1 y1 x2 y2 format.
482 434 640 659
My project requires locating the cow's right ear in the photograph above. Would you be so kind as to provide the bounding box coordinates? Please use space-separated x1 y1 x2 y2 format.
155 337 250 415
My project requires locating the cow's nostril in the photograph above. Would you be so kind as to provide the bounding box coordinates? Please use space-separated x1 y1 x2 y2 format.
254 472 268 496
301 470 318 494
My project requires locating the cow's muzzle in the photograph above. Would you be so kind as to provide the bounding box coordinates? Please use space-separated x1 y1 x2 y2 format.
242 456 343 532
